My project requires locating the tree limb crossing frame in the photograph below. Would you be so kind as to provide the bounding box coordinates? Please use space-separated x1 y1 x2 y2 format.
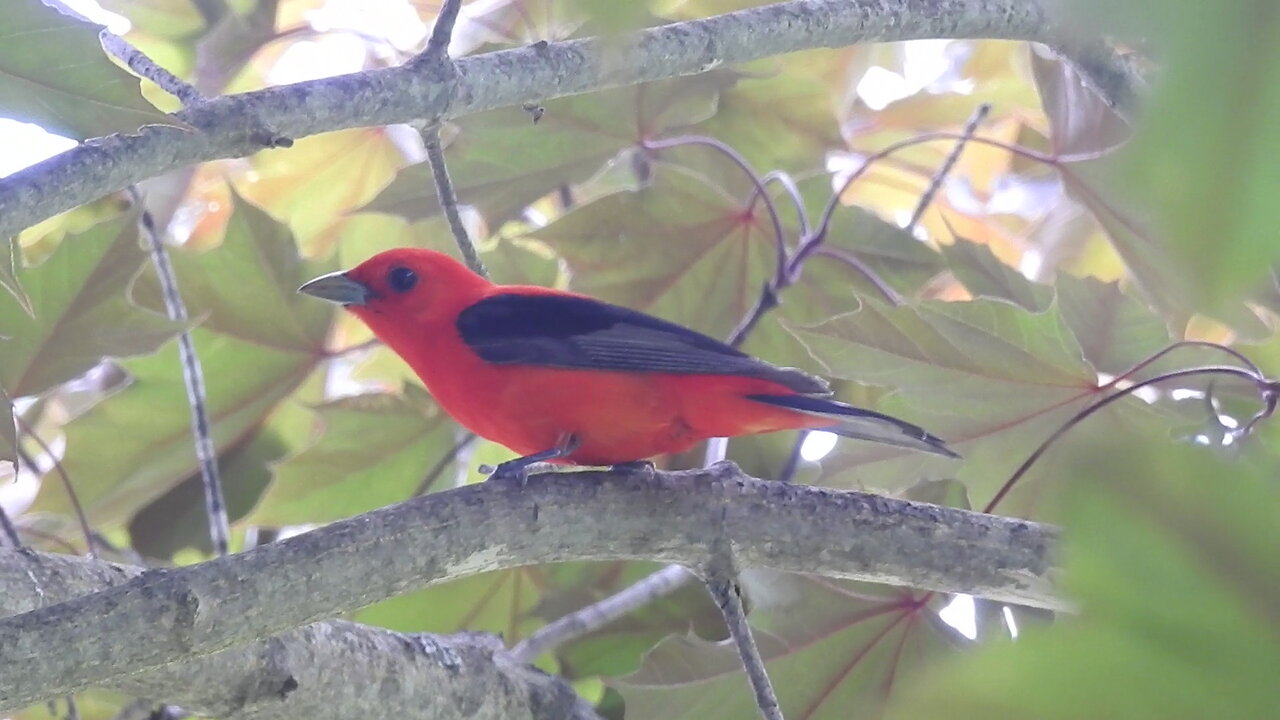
0 463 1061 713
0 0 1136 241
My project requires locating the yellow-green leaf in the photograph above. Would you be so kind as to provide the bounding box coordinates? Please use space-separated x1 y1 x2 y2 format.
0 0 178 139
0 213 182 398
249 385 457 526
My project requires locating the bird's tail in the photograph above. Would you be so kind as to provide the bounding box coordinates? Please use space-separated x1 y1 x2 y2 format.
747 394 959 459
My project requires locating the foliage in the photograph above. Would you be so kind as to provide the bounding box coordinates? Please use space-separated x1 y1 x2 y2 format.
0 0 1277 719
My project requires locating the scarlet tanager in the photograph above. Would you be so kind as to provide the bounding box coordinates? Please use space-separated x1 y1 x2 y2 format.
299 249 956 478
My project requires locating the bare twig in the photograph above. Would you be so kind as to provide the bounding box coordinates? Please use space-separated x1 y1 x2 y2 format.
0 504 19 548
14 416 95 559
421 126 488 277
986 364 1277 512
759 170 811 240
704 560 783 720
510 564 693 663
99 31 204 106
410 1 483 276
418 0 464 65
130 190 230 557
776 430 808 484
413 432 477 496
906 103 990 232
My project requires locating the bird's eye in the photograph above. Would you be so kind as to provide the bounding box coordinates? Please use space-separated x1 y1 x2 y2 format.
387 266 418 293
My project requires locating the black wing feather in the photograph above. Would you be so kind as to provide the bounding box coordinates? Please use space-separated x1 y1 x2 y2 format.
457 294 829 395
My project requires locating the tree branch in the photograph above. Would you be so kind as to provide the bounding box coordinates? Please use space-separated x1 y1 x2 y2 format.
0 550 599 720
0 462 1060 711
704 566 783 720
0 0 1118 240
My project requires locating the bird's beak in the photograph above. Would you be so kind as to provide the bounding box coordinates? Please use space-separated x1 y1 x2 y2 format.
298 271 374 306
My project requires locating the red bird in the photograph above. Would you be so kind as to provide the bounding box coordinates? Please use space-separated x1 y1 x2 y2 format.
299 249 955 478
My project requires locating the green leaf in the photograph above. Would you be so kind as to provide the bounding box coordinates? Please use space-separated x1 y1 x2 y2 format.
531 165 778 339
941 238 1052 312
548 562 723 677
615 575 955 720
128 425 288 559
1039 41 1272 336
889 437 1280 720
0 0 179 139
32 197 333 526
134 191 335 349
363 74 730 226
249 385 456 526
0 236 31 315
677 65 843 175
356 566 548 643
96 0 207 39
1118 1 1280 313
1055 273 1171 376
0 213 182 398
814 203 948 299
788 298 1157 515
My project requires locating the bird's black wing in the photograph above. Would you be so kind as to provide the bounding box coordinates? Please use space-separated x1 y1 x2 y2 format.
456 293 830 395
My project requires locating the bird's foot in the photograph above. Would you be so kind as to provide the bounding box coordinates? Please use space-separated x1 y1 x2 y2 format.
609 459 656 476
480 459 535 488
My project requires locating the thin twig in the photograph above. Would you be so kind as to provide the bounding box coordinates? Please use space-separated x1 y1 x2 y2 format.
758 170 810 240
418 0 464 65
421 126 488 278
130 189 230 557
411 1 477 273
643 136 789 288
797 127 1038 275
99 31 204 106
93 12 289 147
4 526 78 554
704 562 784 720
510 564 693 663
413 432 477 496
14 416 95 559
0 503 20 548
906 103 990 232
985 365 1275 512
1101 339 1266 390
776 431 808 484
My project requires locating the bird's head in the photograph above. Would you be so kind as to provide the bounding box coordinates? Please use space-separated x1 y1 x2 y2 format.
298 248 489 332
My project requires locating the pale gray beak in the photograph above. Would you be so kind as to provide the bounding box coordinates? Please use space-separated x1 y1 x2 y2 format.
297 271 374 306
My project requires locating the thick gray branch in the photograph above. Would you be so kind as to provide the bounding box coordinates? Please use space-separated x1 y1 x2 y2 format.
0 0 1128 240
0 550 597 720
0 462 1061 712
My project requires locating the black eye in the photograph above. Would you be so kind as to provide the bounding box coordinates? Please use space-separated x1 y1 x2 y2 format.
387 266 418 293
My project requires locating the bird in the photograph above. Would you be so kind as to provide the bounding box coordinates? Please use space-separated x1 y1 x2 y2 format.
298 248 956 480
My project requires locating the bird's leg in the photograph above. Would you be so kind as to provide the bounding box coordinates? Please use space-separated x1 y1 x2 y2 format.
486 433 581 486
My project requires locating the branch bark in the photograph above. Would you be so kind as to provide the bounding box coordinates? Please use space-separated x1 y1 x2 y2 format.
0 550 599 720
0 0 1126 240
0 462 1061 712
